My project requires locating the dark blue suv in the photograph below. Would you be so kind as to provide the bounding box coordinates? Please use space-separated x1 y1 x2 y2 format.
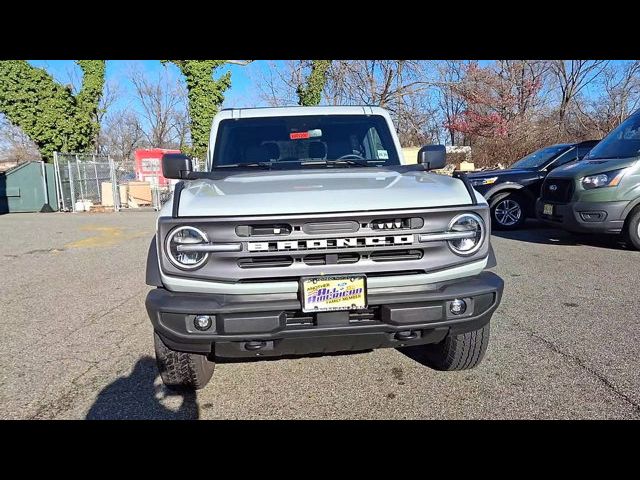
467 140 599 230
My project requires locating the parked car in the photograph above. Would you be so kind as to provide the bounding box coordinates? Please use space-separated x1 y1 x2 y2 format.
144 106 504 390
467 140 599 229
536 110 640 249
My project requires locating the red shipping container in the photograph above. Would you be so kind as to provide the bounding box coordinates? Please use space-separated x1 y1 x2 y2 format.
134 148 181 187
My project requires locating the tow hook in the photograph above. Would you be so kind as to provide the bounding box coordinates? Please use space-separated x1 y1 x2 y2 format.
244 340 267 351
395 330 418 341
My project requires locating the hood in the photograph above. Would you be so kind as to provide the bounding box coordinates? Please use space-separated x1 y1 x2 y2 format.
547 157 639 179
467 168 533 179
175 168 480 217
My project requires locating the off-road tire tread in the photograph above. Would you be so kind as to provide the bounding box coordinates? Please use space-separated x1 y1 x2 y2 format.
153 332 214 390
421 324 490 371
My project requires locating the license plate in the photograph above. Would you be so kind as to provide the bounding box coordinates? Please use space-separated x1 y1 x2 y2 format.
300 276 367 313
543 203 554 216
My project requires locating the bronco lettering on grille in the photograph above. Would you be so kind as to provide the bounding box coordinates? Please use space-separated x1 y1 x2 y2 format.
247 235 414 252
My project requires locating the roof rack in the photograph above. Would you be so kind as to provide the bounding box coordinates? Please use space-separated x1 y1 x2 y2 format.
220 104 378 112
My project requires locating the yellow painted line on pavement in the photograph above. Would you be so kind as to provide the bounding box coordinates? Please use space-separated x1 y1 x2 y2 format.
65 225 150 249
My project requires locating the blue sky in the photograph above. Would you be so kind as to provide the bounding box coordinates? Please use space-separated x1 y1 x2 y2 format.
28 60 275 110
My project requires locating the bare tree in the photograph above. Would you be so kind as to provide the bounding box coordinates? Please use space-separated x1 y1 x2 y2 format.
325 60 432 107
576 61 640 137
99 109 145 162
550 60 609 125
437 61 468 145
96 80 120 125
93 80 121 152
395 91 443 146
496 60 551 116
256 60 446 145
326 60 443 144
129 66 188 148
173 108 191 152
255 61 305 106
0 115 41 164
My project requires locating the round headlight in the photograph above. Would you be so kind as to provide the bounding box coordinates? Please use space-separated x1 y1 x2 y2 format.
448 213 485 256
166 226 209 270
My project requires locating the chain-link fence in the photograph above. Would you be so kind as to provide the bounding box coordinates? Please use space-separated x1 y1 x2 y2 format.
54 153 114 211
53 152 187 212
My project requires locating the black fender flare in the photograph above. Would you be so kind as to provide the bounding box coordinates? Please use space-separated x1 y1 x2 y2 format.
622 196 640 219
484 183 536 214
485 244 497 268
146 235 163 287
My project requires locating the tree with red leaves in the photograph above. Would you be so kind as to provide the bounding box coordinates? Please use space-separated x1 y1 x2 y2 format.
446 61 546 139
444 61 553 165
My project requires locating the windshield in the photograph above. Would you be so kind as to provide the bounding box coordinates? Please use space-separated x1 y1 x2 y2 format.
211 114 400 168
509 145 570 169
586 112 640 160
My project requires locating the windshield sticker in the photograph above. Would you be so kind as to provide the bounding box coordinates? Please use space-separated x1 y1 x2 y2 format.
290 132 310 140
290 129 322 140
377 149 389 159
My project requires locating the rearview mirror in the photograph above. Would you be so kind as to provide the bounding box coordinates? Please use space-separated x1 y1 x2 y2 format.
162 153 193 179
417 145 447 170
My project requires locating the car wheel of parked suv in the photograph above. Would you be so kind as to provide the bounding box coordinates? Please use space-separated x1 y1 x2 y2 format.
490 192 527 230
625 206 640 251
154 332 215 390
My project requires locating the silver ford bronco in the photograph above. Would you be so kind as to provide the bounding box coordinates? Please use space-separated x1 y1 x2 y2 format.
145 106 504 390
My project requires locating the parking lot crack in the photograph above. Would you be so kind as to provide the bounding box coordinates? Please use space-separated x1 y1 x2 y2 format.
529 332 640 416
85 288 147 326
5 248 66 259
23 288 147 353
28 363 97 420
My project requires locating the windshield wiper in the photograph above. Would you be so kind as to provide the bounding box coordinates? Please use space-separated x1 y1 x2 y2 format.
214 162 273 169
301 159 373 168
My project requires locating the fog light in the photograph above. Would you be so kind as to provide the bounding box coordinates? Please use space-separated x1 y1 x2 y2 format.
450 299 467 315
194 315 212 331
579 211 606 222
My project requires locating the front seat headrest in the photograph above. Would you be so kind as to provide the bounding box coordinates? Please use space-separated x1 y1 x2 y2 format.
245 144 277 163
308 141 327 160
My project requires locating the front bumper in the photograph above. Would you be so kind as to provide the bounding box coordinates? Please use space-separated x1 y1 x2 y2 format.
535 198 629 234
146 271 504 358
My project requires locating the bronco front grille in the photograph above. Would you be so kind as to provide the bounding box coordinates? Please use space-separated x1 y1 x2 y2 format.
303 253 360 265
238 256 294 268
235 224 292 236
158 207 491 281
370 249 423 262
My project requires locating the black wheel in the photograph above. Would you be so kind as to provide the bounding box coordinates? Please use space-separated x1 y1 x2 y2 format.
153 332 215 391
409 324 490 371
490 192 527 230
625 206 640 250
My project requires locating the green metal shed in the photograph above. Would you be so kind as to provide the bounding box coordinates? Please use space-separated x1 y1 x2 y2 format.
0 161 58 214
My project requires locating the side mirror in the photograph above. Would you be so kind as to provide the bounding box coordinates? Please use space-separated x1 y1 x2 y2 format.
162 153 193 179
417 145 447 170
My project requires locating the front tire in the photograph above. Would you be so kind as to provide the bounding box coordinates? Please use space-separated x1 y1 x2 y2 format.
490 192 527 230
409 324 490 371
625 206 640 250
153 332 215 391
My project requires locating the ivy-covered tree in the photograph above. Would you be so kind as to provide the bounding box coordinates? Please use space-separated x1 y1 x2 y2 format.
297 60 331 106
163 60 231 160
0 60 105 161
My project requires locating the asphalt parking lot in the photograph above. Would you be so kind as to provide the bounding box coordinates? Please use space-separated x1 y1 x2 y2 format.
1 211 639 419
